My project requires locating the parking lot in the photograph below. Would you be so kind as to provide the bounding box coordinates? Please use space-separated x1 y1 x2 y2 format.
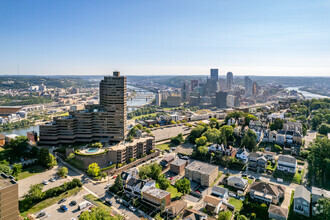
34 189 90 220
18 166 67 198
153 125 190 141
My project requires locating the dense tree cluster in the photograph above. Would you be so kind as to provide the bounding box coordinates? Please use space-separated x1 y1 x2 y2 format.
127 106 156 119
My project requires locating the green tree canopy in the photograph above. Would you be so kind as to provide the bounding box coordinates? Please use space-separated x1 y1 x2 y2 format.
318 123 330 135
269 118 283 131
57 167 68 177
175 178 190 194
220 125 234 146
195 136 207 147
188 125 206 143
12 163 22 177
241 129 257 152
87 163 101 177
202 128 221 143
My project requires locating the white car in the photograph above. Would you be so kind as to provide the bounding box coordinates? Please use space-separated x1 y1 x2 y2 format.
129 206 136 212
49 177 56 182
42 180 49 185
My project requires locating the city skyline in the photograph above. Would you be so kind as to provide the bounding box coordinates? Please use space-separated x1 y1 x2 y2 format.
1 0 330 76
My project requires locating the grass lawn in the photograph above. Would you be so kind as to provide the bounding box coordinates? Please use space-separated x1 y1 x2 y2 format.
228 197 243 211
243 177 254 185
84 194 111 212
274 170 303 184
219 184 237 193
156 142 172 151
166 185 182 199
19 187 82 217
132 113 157 120
17 165 46 180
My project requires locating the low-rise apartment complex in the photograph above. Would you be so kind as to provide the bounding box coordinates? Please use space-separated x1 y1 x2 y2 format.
185 161 218 187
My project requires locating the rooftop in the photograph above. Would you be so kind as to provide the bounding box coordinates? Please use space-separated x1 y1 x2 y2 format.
204 195 222 206
311 187 330 198
185 161 218 175
294 186 311 202
250 182 285 197
0 173 17 189
143 186 170 199
170 158 187 167
268 204 288 218
278 155 297 164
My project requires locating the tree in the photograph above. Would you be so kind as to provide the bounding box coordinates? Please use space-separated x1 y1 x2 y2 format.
170 120 176 124
175 178 190 194
25 184 44 201
188 125 205 143
195 136 207 147
57 167 68 178
271 144 282 152
7 135 29 157
157 175 170 190
314 198 330 219
236 215 248 220
112 174 123 193
89 142 103 148
202 128 221 143
241 129 257 152
139 163 162 180
196 145 208 156
318 123 330 135
31 146 39 157
269 118 283 131
135 124 143 130
220 125 234 146
38 148 57 168
171 133 184 145
217 210 232 220
0 164 12 175
87 163 101 177
312 115 323 130
79 206 118 220
12 163 22 177
307 138 330 188
160 199 166 214
209 118 218 128
244 113 257 126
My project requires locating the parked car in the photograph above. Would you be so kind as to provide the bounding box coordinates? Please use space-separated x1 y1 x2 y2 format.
49 177 56 182
105 198 113 206
70 200 77 205
256 177 262 181
60 205 68 212
242 174 248 178
229 192 236 197
37 212 46 218
129 206 137 212
58 198 67 204
112 175 117 179
42 180 49 185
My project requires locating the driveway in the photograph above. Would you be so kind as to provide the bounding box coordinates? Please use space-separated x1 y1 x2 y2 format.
281 188 293 209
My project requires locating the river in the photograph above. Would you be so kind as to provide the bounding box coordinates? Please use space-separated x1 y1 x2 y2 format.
286 87 329 99
2 85 155 136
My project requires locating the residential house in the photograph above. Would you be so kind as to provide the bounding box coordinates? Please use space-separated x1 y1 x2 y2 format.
268 204 288 220
223 145 236 157
124 177 155 197
227 118 237 126
262 130 269 142
248 152 267 172
277 155 297 174
269 131 277 143
203 195 222 214
293 186 311 217
160 155 175 167
236 148 249 163
283 121 302 134
311 187 330 204
211 186 228 200
227 176 248 190
142 186 171 208
165 200 187 218
125 177 140 196
170 159 187 175
182 209 207 220
311 187 330 216
285 131 294 144
276 131 286 145
293 132 303 145
185 161 218 187
250 182 285 205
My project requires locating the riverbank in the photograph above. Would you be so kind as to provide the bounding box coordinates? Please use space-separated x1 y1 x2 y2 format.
285 87 329 99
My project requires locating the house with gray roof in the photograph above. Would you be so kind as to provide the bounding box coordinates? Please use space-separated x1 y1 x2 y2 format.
293 186 311 217
227 176 248 190
211 186 228 200
268 204 288 220
250 182 285 205
277 155 297 174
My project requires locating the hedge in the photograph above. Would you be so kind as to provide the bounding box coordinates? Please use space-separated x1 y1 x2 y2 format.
75 149 108 156
100 164 116 171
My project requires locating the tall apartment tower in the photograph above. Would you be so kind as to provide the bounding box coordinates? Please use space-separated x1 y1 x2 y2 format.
252 82 259 95
156 91 162 107
244 76 253 96
39 71 127 145
181 81 191 102
226 72 233 90
210 69 219 80
0 173 18 220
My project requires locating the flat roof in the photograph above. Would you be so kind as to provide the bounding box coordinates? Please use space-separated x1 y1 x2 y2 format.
185 161 218 175
170 158 187 167
0 173 17 189
143 186 170 199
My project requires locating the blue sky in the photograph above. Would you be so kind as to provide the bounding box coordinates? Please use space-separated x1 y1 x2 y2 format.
1 0 330 76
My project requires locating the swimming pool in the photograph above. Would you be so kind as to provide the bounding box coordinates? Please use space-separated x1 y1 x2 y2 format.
86 148 99 153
